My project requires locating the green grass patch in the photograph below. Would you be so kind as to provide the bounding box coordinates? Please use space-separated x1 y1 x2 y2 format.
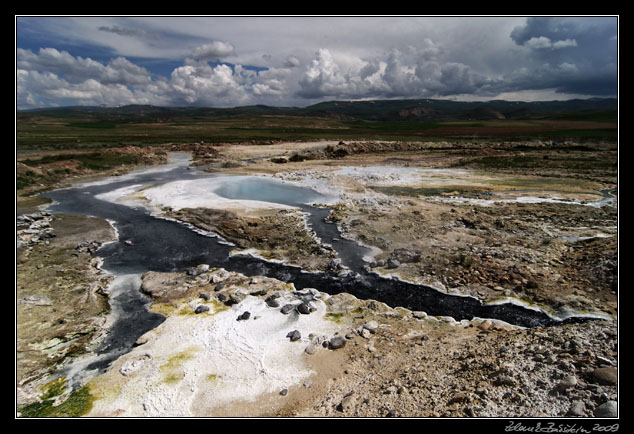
21 152 141 170
66 121 119 129
370 185 485 197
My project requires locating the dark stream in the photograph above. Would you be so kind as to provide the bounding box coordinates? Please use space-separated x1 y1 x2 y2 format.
41 154 592 378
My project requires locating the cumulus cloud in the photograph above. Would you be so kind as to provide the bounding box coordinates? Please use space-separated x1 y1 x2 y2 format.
17 48 153 86
16 47 250 108
524 36 577 50
283 55 300 68
16 17 618 108
295 46 500 101
190 41 235 61
167 61 249 106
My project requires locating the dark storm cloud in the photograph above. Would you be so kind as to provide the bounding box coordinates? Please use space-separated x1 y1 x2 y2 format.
509 17 618 96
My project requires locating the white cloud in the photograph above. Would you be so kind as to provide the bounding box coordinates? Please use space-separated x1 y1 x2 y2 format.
284 55 300 68
524 36 578 50
16 17 617 108
168 62 249 106
190 41 235 61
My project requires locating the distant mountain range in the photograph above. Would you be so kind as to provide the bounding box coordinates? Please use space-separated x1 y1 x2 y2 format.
18 97 618 123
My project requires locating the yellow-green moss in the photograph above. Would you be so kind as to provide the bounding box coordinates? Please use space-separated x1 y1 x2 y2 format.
159 348 197 384
18 377 94 418
325 312 346 324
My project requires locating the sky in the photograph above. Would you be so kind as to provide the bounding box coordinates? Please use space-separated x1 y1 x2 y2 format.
15 16 619 109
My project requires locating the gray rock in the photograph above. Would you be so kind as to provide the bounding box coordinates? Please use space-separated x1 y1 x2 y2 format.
286 330 301 342
593 400 617 418
236 311 251 321
304 344 318 355
214 284 225 292
194 305 210 314
199 293 210 301
568 401 586 417
280 304 296 314
557 375 578 391
228 291 247 305
386 259 401 269
297 303 312 315
359 328 372 339
362 321 379 333
328 336 347 350
265 296 280 308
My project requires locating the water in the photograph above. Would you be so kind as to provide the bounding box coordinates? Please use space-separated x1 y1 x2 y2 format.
214 176 326 206
40 154 595 383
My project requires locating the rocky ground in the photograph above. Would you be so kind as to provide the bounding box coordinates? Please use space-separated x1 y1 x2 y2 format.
16 203 117 409
80 267 617 418
16 139 618 419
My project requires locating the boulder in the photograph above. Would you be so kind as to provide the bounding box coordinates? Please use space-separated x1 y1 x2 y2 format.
297 302 312 315
328 336 347 350
592 367 617 385
286 330 301 342
281 304 296 315
237 311 251 321
594 401 617 418
194 305 209 314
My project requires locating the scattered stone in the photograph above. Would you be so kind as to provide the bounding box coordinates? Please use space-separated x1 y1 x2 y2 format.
265 296 280 308
297 303 312 315
228 291 247 305
199 293 210 301
593 401 617 418
214 284 225 292
237 311 251 321
281 304 296 315
592 367 617 385
337 394 356 412
328 336 347 350
217 294 227 302
194 305 209 314
478 320 493 331
362 321 379 333
568 401 586 417
557 375 578 392
305 344 318 355
280 389 288 396
286 330 301 342
386 259 401 269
